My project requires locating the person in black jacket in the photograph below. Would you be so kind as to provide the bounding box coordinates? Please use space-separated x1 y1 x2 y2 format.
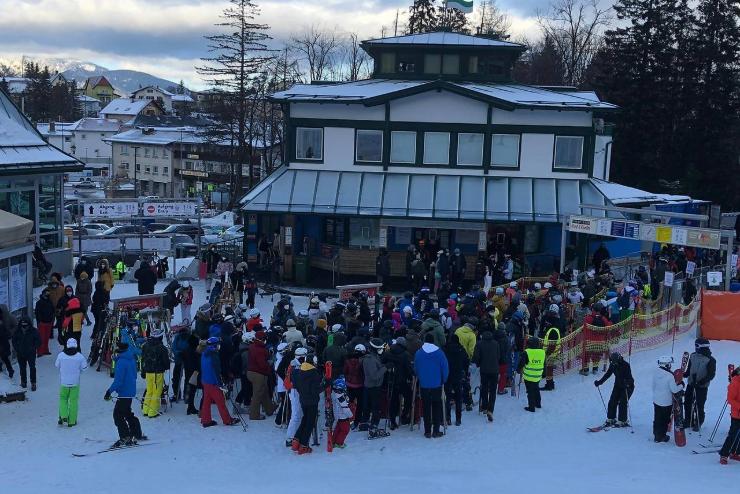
34 289 56 357
382 337 414 428
473 330 500 421
134 262 157 296
494 322 511 395
12 317 40 390
90 281 110 340
74 256 95 281
684 338 716 429
183 333 201 415
0 316 14 379
444 333 470 426
594 352 635 427
291 351 324 454
375 248 390 290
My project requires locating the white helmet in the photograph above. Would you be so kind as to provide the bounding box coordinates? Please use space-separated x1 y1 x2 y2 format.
277 342 288 353
657 355 674 368
549 304 559 314
238 304 248 312
544 282 553 289
331 323 343 334
354 344 367 353
294 347 308 361
181 280 190 288
242 331 256 343
249 308 260 318
534 283 542 290
509 281 518 288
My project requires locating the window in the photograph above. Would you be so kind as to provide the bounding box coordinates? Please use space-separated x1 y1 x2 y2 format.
144 148 150 158
122 162 129 170
457 133 484 166
145 166 151 173
163 167 168 174
349 218 379 248
468 55 479 74
355 130 383 162
380 52 396 73
390 131 416 163
100 133 105 137
296 127 323 160
162 148 168 158
424 54 441 74
136 163 141 171
153 166 159 175
185 160 193 170
442 54 460 75
423 132 450 165
491 134 520 167
81 134 86 140
554 136 584 169
324 218 345 246
398 60 415 72
64 137 71 143
152 148 158 158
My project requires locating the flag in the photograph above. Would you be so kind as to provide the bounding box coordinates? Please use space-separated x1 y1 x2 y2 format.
446 0 473 13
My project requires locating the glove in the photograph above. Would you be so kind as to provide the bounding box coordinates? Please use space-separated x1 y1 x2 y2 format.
104 391 111 401
594 380 600 387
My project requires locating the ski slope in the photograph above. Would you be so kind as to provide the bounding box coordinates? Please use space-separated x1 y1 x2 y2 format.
0 276 737 494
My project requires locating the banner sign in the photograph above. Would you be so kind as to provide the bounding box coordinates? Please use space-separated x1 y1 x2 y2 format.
84 201 138 218
142 202 197 217
336 283 382 301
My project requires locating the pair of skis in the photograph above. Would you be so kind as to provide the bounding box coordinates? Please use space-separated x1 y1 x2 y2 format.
324 361 334 452
73 438 157 457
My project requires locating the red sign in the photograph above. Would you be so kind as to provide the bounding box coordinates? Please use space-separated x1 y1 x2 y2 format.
112 294 163 312
147 205 156 214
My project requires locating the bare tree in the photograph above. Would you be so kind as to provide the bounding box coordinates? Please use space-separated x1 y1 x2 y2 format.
473 0 511 39
538 0 611 86
197 0 273 202
289 25 342 82
0 63 18 77
341 33 372 81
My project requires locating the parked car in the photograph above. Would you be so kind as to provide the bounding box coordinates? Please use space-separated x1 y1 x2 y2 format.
157 224 204 237
82 223 109 235
172 234 198 258
145 222 172 233
102 225 148 236
221 224 244 241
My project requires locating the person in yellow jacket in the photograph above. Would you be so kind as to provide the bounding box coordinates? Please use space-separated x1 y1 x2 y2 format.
454 317 478 411
97 259 115 293
518 336 546 412
115 259 127 281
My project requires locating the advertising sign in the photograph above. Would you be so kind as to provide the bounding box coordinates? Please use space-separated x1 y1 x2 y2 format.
84 202 138 218
142 202 197 217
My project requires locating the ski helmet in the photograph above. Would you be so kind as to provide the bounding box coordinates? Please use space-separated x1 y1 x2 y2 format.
370 338 385 353
509 281 518 288
544 282 553 289
277 342 288 353
534 282 542 290
294 347 308 362
549 304 559 314
331 323 343 334
609 352 622 364
238 304 248 312
657 355 674 368
241 331 255 343
332 377 347 392
527 336 542 349
694 338 710 350
249 308 260 318
354 344 367 354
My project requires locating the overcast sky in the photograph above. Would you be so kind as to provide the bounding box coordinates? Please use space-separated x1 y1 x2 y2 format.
0 0 545 88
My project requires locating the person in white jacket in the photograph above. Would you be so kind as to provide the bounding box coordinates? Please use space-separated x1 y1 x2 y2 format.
286 348 306 449
652 355 684 443
283 319 305 346
54 338 88 427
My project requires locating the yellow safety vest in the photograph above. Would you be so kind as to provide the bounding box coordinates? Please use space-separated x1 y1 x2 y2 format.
523 348 546 382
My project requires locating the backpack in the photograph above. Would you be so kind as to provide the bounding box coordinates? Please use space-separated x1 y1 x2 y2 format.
618 290 631 310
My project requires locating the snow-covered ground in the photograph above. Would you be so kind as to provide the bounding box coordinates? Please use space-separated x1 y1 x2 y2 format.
0 276 738 494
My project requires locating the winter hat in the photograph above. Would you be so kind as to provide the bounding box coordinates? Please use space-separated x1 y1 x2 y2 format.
331 323 343 333
255 330 266 341
509 281 518 288
286 319 296 328
66 338 78 349
224 314 235 323
495 287 504 295
316 319 327 330
116 341 129 352
544 282 553 289
249 308 260 318
277 342 288 353
534 283 542 290
395 336 407 348
181 280 190 288
403 306 412 314
332 377 347 392
242 331 255 343
80 272 88 280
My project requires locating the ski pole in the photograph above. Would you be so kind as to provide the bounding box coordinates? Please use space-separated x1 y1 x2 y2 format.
596 386 607 416
625 389 635 434
708 401 729 443
223 387 248 432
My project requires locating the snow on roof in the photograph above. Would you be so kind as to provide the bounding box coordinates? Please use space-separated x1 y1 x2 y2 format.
132 85 174 97
590 178 692 205
36 122 74 137
271 79 617 110
100 98 155 116
172 94 194 102
106 128 205 146
71 118 121 132
3 77 29 94
78 95 100 102
363 32 524 49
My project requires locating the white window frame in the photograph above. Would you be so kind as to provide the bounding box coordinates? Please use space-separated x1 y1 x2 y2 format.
553 135 585 170
295 127 323 160
456 133 484 166
423 132 450 165
491 134 520 168
355 129 383 163
390 131 416 164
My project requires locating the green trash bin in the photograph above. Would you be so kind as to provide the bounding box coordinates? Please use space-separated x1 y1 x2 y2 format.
294 255 310 285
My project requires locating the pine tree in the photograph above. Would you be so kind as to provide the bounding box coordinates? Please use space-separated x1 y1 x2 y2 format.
24 63 53 122
407 0 438 34
0 77 9 97
197 0 273 202
685 0 740 208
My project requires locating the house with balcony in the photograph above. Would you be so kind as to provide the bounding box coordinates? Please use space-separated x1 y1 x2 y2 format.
239 31 635 280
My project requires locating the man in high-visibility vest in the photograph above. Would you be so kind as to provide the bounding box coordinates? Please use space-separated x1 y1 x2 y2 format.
518 336 545 413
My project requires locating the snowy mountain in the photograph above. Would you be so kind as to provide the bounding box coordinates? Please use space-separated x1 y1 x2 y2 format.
0 55 179 93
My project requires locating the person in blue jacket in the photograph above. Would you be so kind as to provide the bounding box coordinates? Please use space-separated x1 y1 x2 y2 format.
104 341 145 448
414 333 449 438
200 336 239 428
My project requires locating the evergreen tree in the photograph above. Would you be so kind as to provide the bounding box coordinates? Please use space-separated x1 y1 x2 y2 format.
407 0 438 34
24 63 53 122
513 35 566 85
0 77 9 97
685 0 740 207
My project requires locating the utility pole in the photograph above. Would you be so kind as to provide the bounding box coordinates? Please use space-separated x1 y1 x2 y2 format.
132 145 140 198
394 9 399 36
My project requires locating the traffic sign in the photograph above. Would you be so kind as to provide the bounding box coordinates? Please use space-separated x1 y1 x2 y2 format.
142 202 197 217
84 201 138 218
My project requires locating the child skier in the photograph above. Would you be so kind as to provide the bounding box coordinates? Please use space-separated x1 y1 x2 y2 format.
104 341 146 448
331 376 354 448
55 338 88 427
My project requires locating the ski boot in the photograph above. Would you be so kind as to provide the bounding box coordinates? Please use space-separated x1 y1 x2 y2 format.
616 420 630 428
202 420 218 428
730 454 740 462
720 457 728 465
432 430 444 438
285 440 292 448
579 369 590 376
225 417 241 426
111 437 134 449
291 438 300 452
591 367 599 375
297 445 313 455
31 383 37 391
487 412 493 423
605 419 617 428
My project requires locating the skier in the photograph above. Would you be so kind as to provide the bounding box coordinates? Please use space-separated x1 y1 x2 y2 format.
594 352 635 427
518 336 545 412
90 281 109 341
286 346 306 449
420 309 446 349
247 330 276 420
170 327 190 402
684 338 716 430
362 338 388 438
414 333 449 438
473 327 500 421
140 328 170 418
445 333 470 426
233 331 253 412
344 344 366 430
291 349 323 454
134 261 157 296
104 341 146 448
719 366 740 464
178 281 194 325
75 271 93 326
652 356 684 443
12 316 40 390
331 377 354 448
200 336 240 428
382 336 413 429
54 338 87 427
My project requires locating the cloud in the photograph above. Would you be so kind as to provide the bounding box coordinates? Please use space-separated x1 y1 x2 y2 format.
1 0 544 89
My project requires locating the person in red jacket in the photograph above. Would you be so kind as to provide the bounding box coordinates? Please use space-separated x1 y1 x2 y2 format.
247 331 276 420
719 366 740 464
343 344 366 430
580 302 611 376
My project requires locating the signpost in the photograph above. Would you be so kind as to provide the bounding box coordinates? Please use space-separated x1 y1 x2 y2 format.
142 202 198 217
83 201 138 219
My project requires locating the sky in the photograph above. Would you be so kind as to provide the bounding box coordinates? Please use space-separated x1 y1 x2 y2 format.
0 0 546 89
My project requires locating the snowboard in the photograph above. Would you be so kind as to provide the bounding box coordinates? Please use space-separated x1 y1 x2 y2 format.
672 366 687 447
324 361 334 453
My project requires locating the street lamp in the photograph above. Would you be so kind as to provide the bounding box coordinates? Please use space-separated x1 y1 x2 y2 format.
132 145 140 198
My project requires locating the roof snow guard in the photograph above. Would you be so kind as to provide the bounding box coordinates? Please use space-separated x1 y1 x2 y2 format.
270 79 617 112
240 168 619 222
